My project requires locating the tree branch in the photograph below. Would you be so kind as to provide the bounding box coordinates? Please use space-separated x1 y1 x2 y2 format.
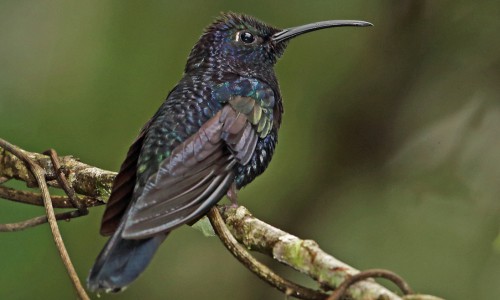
208 207 329 300
0 143 114 202
0 140 443 300
220 206 397 299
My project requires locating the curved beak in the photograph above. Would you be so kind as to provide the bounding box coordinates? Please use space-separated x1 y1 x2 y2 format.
271 20 373 43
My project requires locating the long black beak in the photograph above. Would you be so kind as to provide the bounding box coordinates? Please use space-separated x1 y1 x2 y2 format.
271 20 373 43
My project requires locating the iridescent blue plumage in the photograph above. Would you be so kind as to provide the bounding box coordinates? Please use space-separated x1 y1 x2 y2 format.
88 12 372 293
212 77 278 187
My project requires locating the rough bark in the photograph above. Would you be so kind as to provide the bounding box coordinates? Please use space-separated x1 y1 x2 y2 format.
0 143 443 300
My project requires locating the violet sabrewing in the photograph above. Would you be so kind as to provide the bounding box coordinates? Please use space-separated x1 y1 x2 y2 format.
87 12 372 292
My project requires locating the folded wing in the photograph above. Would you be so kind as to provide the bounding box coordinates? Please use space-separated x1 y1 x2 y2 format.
122 104 261 239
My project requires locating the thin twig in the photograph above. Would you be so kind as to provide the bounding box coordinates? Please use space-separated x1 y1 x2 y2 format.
208 206 329 300
0 185 102 208
0 138 90 300
0 210 84 232
44 149 88 214
327 269 413 300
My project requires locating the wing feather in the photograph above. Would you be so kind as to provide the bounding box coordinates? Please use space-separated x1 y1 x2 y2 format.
100 120 152 236
121 105 253 239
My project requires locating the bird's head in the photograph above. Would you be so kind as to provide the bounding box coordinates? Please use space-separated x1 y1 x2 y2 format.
185 12 371 79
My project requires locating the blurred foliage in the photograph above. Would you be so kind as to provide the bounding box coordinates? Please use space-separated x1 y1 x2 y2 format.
1 1 499 299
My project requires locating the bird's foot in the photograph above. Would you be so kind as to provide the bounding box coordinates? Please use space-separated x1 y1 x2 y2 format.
226 183 239 207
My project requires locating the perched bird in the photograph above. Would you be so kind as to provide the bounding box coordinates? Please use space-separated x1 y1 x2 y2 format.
88 12 371 292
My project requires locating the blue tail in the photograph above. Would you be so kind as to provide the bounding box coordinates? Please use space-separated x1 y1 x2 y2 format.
87 223 168 293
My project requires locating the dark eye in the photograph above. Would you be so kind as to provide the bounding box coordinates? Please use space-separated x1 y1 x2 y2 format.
239 31 255 44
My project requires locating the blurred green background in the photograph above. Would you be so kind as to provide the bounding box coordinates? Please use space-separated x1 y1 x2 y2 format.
1 1 499 299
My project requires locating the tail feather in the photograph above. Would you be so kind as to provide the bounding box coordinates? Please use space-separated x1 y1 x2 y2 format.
87 223 168 292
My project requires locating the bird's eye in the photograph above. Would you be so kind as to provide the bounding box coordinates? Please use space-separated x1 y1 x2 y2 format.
237 31 255 44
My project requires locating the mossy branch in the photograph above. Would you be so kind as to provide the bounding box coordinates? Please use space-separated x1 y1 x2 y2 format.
0 141 443 300
0 144 114 203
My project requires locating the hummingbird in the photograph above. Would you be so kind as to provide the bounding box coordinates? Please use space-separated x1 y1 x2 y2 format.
87 12 371 292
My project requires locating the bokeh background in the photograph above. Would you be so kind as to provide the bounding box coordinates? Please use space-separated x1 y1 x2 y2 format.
1 1 499 299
